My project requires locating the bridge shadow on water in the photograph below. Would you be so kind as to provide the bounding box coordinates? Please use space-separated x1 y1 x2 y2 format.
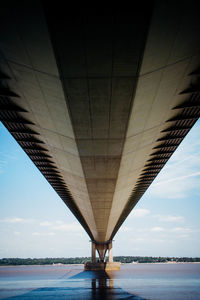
6 270 147 300
68 270 147 299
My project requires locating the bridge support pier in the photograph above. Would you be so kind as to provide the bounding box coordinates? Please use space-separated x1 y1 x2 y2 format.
108 242 113 263
84 241 120 270
91 241 96 263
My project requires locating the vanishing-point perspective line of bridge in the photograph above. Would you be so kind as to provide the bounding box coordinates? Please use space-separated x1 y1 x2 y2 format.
0 1 200 270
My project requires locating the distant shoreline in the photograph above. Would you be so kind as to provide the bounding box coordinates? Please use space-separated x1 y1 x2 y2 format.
0 256 199 266
1 262 200 267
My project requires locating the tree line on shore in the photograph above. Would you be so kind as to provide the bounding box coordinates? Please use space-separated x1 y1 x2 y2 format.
0 256 199 265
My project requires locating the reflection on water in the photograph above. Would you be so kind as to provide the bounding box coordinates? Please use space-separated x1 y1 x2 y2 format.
1 269 146 299
0 264 200 299
69 270 147 299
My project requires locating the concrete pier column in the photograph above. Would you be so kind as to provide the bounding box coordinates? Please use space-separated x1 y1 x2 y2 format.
108 242 113 263
91 242 96 263
85 241 120 270
98 249 106 262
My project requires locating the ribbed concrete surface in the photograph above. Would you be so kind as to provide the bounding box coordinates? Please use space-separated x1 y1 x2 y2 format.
0 1 199 243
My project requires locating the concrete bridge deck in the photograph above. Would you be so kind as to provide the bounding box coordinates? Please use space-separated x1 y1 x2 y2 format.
0 1 200 264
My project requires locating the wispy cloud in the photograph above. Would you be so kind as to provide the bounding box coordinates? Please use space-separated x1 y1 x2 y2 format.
0 149 18 174
0 159 7 174
144 120 200 200
129 208 150 218
40 221 52 226
170 227 194 233
0 218 34 224
0 218 84 235
120 226 133 232
52 222 83 232
151 238 165 243
135 237 145 242
32 232 55 236
0 149 18 161
151 227 165 232
153 172 200 187
39 220 83 232
177 234 190 239
148 128 200 199
154 214 184 223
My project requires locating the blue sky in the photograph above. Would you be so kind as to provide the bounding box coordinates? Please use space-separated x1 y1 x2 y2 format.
0 120 200 258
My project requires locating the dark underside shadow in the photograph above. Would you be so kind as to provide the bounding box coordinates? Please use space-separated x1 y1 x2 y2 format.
69 270 148 299
6 270 147 300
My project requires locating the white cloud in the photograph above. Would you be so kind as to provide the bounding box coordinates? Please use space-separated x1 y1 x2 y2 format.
170 227 194 233
148 125 200 199
149 172 199 199
32 232 41 236
154 214 184 222
32 232 55 236
153 172 200 187
0 218 34 224
135 238 145 242
120 226 133 232
55 220 64 225
130 208 150 218
151 227 165 232
53 222 83 232
178 234 189 239
151 238 165 243
38 220 83 232
40 221 52 226
0 149 18 173
0 159 7 173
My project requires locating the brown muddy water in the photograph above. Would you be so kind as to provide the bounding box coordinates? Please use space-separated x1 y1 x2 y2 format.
0 263 200 299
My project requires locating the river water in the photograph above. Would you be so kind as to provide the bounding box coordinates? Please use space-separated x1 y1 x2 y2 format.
0 263 200 299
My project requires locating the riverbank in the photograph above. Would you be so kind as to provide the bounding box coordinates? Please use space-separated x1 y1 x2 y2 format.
0 263 200 299
0 256 199 266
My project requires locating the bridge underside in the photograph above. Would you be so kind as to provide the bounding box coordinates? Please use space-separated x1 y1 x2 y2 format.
0 1 200 246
